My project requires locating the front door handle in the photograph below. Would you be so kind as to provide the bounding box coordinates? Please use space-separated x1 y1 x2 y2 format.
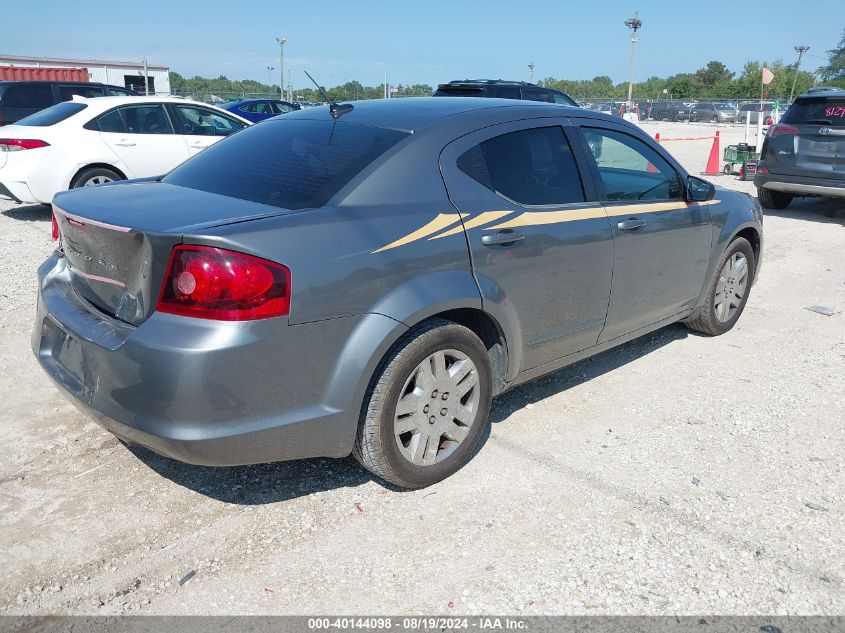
481 230 525 247
617 217 647 231
115 140 136 147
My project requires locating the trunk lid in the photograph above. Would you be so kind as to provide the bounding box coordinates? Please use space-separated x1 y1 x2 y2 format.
52 180 297 325
765 97 845 177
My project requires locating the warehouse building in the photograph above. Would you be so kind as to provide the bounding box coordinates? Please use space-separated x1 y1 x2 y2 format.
0 54 170 94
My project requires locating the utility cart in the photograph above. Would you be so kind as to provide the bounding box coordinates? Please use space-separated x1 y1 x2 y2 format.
723 143 759 176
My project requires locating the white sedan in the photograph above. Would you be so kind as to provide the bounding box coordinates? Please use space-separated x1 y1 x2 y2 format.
0 96 251 205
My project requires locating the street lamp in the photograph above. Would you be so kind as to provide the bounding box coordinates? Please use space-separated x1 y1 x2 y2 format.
624 12 642 108
276 36 286 99
528 62 535 82
788 45 810 104
266 66 274 86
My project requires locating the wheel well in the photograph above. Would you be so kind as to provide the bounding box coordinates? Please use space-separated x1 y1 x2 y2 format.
69 163 127 188
429 308 509 396
734 227 761 264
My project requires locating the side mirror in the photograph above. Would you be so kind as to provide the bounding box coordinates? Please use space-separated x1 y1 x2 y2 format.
687 175 715 202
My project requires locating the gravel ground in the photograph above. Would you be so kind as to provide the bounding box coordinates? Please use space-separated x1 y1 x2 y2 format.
0 121 843 615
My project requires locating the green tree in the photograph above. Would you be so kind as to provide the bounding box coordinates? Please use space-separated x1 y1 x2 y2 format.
818 28 845 84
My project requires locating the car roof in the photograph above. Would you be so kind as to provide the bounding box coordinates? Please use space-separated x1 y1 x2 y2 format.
282 96 599 132
798 88 845 98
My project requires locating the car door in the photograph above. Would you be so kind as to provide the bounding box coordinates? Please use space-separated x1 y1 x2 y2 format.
97 104 190 178
440 119 614 369
169 103 248 156
572 121 713 343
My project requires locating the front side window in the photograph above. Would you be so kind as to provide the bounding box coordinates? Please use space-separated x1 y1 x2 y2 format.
163 119 408 210
457 126 585 206
175 105 245 136
271 102 294 114
117 104 173 134
581 127 682 201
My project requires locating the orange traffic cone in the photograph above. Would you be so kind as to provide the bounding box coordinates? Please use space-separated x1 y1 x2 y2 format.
702 131 720 175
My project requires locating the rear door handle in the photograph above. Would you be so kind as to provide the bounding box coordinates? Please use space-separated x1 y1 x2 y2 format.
617 217 647 231
115 140 136 147
481 230 525 247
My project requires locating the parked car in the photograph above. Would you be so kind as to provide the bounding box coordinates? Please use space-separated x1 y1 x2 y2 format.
691 101 738 123
650 100 693 122
738 101 777 125
0 80 138 126
34 98 762 488
0 96 249 205
433 80 577 106
221 98 301 123
754 88 845 210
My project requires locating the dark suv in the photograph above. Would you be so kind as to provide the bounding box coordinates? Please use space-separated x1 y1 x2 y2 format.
0 81 139 126
754 89 845 210
434 80 577 106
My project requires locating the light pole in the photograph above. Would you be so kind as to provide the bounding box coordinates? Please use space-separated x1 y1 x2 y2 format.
624 12 642 108
788 45 809 104
276 36 286 99
266 66 274 87
528 62 535 82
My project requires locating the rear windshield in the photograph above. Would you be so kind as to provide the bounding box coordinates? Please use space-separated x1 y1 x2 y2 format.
782 98 845 127
15 102 88 126
163 119 409 209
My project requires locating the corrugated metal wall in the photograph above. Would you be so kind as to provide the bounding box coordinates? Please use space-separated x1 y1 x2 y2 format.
0 66 89 82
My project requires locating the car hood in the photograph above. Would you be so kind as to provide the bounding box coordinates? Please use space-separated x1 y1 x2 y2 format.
52 179 299 233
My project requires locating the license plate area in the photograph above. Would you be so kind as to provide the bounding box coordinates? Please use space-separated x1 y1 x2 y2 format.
39 317 86 394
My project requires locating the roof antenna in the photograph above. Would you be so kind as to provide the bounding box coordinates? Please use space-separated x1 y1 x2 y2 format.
304 71 353 118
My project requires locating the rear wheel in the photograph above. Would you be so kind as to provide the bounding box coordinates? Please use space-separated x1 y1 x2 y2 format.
757 187 792 209
353 319 492 489
685 237 755 336
70 167 123 189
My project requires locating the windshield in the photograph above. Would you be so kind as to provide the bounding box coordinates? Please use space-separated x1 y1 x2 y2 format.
15 102 87 126
782 98 845 127
163 119 409 209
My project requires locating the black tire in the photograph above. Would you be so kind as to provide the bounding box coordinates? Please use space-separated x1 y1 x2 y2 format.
70 166 123 189
757 187 792 209
712 116 718 123
685 237 756 336
353 319 492 489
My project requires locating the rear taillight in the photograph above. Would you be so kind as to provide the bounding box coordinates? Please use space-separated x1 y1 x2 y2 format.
0 138 50 152
51 212 59 242
768 124 799 138
156 245 290 321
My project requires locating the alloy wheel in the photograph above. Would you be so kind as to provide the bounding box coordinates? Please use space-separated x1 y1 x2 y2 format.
714 252 748 322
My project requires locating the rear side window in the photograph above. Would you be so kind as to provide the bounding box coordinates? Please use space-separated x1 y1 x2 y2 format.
457 126 585 206
494 86 521 99
58 85 105 101
522 89 554 104
15 102 88 126
2 84 53 108
782 98 845 127
163 119 409 210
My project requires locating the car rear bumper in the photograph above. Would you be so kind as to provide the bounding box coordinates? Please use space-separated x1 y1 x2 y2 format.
755 171 845 199
32 253 387 466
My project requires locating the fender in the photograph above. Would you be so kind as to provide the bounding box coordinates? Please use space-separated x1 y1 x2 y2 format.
693 190 763 310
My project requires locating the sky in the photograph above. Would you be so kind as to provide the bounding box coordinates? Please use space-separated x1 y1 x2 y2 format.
2 0 841 89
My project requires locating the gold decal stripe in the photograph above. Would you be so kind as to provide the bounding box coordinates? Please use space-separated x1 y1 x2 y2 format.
429 210 512 239
487 206 606 230
372 213 465 253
